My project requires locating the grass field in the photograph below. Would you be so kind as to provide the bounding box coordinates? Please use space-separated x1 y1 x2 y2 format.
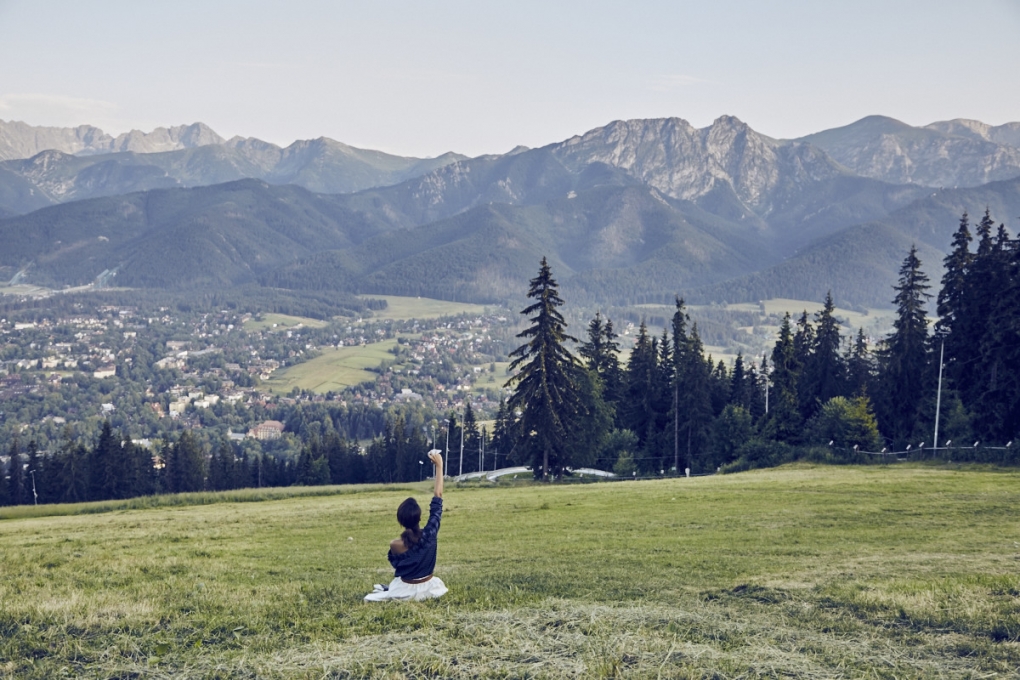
244 314 330 332
263 340 399 394
2 465 1019 678
363 295 492 321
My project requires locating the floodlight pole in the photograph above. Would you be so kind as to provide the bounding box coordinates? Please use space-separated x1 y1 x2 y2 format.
933 333 946 453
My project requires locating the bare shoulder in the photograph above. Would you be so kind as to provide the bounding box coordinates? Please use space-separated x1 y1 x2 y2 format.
390 538 407 554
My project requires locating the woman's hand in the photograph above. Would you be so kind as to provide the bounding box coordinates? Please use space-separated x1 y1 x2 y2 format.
427 449 443 469
428 449 444 498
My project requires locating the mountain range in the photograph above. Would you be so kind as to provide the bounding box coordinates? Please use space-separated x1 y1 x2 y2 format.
1 115 1018 308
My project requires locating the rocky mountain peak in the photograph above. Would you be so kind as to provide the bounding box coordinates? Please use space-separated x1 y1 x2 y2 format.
550 115 835 208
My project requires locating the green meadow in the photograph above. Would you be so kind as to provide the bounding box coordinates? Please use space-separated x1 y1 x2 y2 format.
1 465 1019 678
361 295 491 321
243 314 330 333
264 340 400 394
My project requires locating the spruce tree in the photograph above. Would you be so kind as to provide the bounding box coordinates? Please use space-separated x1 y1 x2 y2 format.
8 439 26 506
877 245 932 444
677 324 713 472
763 314 802 442
623 321 660 461
505 258 583 480
801 292 845 420
729 353 750 410
0 451 9 507
461 403 479 473
173 431 207 493
846 328 873 398
936 212 973 388
976 222 1020 442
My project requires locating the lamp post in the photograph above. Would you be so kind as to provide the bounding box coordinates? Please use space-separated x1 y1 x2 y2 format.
444 418 450 464
418 460 424 482
933 332 947 453
458 407 465 478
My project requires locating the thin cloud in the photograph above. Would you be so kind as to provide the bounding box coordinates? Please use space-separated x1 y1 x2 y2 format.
647 74 707 92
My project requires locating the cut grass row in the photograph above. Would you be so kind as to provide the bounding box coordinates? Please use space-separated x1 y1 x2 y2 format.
2 464 1019 677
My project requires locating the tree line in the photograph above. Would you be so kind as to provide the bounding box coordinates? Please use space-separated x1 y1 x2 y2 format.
490 210 1020 478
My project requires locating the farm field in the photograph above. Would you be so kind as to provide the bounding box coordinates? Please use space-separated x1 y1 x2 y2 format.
1 465 1019 678
362 295 493 321
263 340 399 394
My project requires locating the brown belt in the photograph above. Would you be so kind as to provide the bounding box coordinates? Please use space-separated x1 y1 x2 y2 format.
401 574 433 585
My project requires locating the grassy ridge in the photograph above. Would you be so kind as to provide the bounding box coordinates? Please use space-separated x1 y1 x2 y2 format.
1 465 1019 677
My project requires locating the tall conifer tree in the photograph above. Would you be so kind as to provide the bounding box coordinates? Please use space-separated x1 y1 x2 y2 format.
506 258 582 480
877 245 932 444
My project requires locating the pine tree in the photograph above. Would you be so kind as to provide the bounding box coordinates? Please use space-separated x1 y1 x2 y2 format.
461 403 479 474
975 222 1020 442
669 297 691 471
763 313 802 442
491 397 512 470
0 450 9 506
801 292 845 421
171 431 206 493
622 321 660 460
846 328 873 398
505 257 584 480
7 439 26 506
677 324 713 472
936 212 973 388
729 353 750 410
876 245 932 444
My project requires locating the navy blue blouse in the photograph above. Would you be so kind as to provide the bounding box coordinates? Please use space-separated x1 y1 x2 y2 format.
388 496 443 580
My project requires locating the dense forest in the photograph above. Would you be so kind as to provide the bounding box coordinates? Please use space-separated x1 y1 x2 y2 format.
2 209 1018 504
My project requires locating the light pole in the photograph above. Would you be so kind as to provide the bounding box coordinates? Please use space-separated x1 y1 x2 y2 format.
933 332 946 453
444 418 450 467
459 407 465 477
29 469 38 505
418 460 424 482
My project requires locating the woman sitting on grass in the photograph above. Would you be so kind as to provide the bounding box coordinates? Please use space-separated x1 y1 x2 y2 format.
364 449 448 601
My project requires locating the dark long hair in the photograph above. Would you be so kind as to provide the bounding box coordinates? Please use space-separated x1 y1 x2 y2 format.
397 497 421 549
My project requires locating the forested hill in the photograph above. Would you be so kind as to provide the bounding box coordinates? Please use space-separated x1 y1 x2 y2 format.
0 180 389 289
692 177 1020 306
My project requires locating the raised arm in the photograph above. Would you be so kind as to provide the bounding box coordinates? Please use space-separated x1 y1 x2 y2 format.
428 449 444 498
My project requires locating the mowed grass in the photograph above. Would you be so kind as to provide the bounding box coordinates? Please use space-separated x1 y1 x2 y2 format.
2 465 1020 678
243 314 329 332
264 340 399 394
362 295 491 320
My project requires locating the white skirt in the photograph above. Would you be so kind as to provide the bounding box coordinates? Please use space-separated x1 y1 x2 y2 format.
364 576 448 602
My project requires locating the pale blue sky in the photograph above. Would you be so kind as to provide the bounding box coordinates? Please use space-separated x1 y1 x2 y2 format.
1 0 1018 157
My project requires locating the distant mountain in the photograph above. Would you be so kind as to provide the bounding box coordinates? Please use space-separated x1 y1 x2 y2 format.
925 119 1020 148
695 177 1020 307
0 180 386 289
797 115 1020 188
3 114 1018 308
0 120 224 160
0 120 465 215
340 116 928 254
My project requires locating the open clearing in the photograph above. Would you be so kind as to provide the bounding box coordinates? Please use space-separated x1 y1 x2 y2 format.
362 295 492 321
243 313 330 332
263 340 398 394
2 465 1019 678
